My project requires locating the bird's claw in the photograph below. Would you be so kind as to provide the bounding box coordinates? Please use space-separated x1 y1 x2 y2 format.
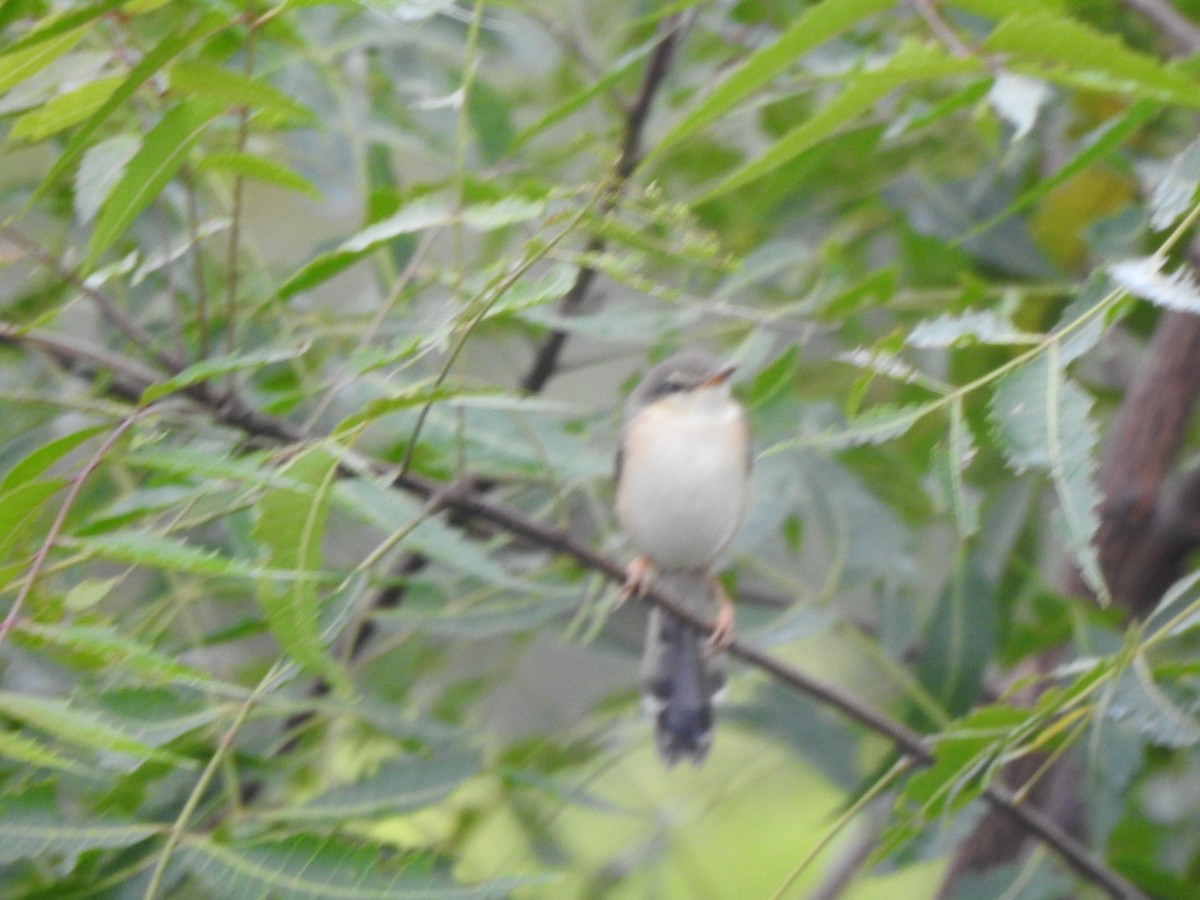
617 555 654 607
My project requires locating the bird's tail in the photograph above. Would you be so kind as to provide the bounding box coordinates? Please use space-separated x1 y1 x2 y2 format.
640 572 726 766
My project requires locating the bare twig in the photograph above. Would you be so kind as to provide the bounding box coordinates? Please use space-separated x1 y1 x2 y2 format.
520 11 691 393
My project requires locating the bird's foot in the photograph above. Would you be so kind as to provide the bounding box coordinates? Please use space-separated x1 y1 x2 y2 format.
705 578 736 653
617 555 654 607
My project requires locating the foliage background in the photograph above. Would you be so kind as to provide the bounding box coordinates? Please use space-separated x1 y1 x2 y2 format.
2 0 1200 897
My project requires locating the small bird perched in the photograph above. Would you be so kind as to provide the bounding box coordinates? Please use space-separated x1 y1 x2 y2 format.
615 351 750 765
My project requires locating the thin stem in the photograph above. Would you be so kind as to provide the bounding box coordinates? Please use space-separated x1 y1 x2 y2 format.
0 409 148 646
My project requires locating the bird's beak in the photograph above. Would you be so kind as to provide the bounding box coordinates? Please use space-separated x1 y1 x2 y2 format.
701 365 737 388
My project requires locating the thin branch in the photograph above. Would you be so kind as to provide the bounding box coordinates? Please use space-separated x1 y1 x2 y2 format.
0 224 183 373
520 11 691 393
0 323 1145 899
223 12 257 361
0 409 147 646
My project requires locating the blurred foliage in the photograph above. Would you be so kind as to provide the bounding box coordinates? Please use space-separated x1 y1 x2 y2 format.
1 0 1200 897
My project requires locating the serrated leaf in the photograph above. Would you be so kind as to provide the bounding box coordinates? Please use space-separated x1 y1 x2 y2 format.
176 832 521 898
983 12 1200 108
908 310 1040 348
266 750 480 822
70 530 259 579
0 728 91 776
252 448 347 688
1148 138 1200 231
653 0 895 158
140 342 311 403
195 151 320 198
701 43 980 200
990 350 1106 599
17 622 212 688
0 785 159 864
169 61 316 124
765 399 942 455
8 74 122 143
0 691 189 769
936 400 980 537
0 27 83 96
1110 256 1200 312
85 98 222 267
1107 656 1200 747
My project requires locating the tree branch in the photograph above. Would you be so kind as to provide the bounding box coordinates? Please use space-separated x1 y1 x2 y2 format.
0 321 1146 899
520 11 690 393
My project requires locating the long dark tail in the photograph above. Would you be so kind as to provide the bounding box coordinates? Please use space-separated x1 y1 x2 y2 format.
640 573 725 766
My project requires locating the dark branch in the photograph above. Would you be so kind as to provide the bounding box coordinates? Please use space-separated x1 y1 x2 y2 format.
520 13 689 393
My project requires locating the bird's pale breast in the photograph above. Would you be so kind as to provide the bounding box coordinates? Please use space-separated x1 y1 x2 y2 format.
617 400 748 570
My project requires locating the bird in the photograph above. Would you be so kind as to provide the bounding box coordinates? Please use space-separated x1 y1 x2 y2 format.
615 351 751 765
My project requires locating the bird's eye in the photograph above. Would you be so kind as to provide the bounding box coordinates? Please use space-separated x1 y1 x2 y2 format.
662 375 688 394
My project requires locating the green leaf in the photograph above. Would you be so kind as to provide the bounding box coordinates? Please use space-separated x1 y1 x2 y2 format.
0 423 109 491
0 785 159 864
701 42 980 200
8 74 123 143
85 98 222 268
652 0 895 159
32 10 228 204
265 750 480 822
0 728 92 776
467 77 514 165
140 342 311 403
0 0 124 57
990 349 1106 600
169 61 316 125
279 197 545 299
70 530 259 579
74 134 141 226
252 447 347 689
0 691 190 769
195 150 320 198
17 622 212 688
176 832 522 899
983 12 1200 108
0 26 83 96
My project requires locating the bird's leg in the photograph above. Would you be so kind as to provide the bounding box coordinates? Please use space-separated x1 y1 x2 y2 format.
705 575 735 652
617 554 654 606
